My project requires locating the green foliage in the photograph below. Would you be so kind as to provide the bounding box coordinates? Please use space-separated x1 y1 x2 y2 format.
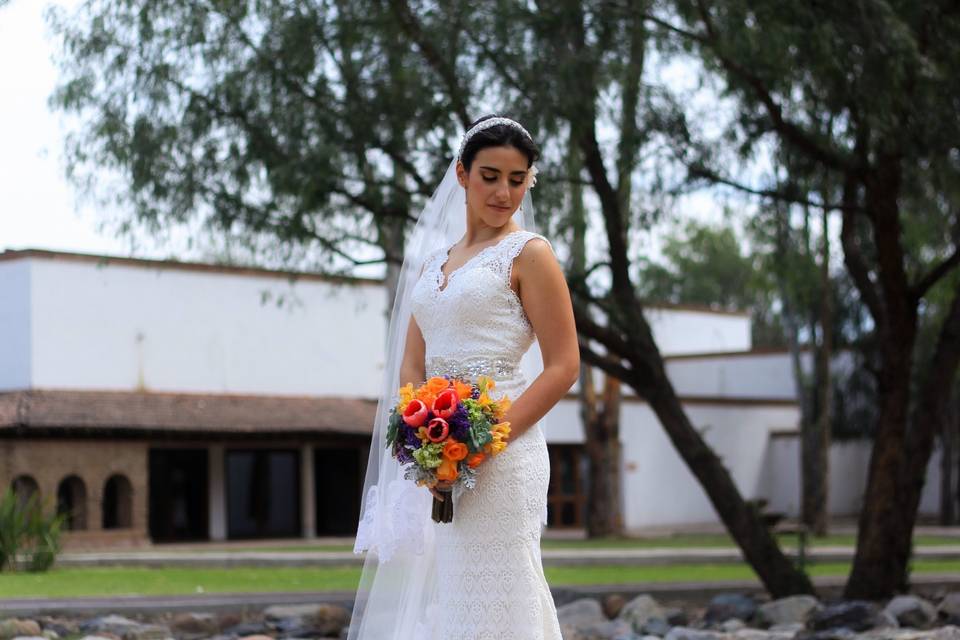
47 0 460 270
636 220 762 311
0 488 64 573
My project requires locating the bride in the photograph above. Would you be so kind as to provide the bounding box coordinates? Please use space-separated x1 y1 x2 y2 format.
349 115 579 639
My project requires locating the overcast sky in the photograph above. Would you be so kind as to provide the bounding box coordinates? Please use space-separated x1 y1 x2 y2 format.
0 0 142 256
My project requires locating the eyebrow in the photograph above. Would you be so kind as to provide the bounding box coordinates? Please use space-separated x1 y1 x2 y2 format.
478 165 528 176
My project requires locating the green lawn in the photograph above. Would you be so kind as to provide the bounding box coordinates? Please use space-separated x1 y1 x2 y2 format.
1 560 958 598
233 533 960 554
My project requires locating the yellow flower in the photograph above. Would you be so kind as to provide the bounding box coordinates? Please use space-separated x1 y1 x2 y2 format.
493 396 512 420
476 375 496 394
492 421 511 438
397 383 415 410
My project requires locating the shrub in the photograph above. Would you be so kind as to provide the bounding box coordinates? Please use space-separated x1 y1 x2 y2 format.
0 487 65 572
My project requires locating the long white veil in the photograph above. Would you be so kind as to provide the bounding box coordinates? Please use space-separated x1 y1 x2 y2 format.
348 156 542 639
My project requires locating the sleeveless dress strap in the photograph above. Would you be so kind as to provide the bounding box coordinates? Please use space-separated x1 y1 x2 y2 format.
494 230 554 285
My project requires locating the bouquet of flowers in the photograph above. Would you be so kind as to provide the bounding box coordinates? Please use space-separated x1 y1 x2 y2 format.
385 375 512 523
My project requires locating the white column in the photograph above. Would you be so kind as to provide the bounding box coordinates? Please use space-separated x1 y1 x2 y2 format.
300 444 316 539
208 445 227 541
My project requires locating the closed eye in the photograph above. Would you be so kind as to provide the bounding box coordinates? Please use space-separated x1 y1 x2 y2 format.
482 176 524 187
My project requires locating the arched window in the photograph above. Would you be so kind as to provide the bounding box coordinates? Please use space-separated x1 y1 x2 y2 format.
56 475 88 530
10 475 39 508
103 474 133 529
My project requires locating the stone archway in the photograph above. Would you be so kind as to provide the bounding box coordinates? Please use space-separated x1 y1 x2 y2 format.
57 475 88 530
103 474 133 529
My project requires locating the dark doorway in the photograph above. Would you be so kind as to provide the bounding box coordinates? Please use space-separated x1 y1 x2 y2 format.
314 447 362 536
547 445 587 528
226 449 300 539
149 449 209 542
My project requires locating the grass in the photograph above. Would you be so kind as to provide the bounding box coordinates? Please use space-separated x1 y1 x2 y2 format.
1 560 959 598
226 533 960 553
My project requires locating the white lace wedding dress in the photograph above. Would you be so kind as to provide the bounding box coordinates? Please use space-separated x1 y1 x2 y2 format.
407 229 563 640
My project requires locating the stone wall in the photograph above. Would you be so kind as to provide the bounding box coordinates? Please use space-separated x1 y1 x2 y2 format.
0 438 150 548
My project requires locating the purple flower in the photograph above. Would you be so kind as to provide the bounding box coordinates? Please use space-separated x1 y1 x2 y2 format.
446 404 471 441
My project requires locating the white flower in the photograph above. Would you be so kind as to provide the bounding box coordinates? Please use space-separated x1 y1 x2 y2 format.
525 164 539 189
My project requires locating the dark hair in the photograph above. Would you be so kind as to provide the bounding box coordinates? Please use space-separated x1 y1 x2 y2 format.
459 114 540 171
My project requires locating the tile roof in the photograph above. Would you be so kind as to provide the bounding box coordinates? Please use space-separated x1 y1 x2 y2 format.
0 389 376 436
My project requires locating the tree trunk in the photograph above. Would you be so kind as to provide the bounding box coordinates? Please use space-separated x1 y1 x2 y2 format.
804 205 832 535
640 360 818 596
942 402 957 525
584 371 623 537
842 162 960 599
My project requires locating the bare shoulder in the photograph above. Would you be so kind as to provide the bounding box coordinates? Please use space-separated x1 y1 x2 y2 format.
512 235 564 297
515 236 558 274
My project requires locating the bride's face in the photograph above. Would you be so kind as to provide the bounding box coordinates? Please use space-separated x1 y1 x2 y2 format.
457 145 531 228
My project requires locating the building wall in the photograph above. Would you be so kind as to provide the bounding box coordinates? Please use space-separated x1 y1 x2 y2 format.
644 307 751 356
665 352 806 400
762 434 943 519
0 438 149 548
0 260 31 388
615 400 800 531
21 257 388 397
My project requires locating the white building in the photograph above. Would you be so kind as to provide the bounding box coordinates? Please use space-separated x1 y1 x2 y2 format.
0 248 943 546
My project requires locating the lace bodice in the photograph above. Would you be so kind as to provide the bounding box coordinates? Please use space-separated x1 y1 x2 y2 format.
410 229 549 387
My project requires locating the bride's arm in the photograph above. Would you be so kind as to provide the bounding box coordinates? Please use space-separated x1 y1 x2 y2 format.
505 239 580 440
399 316 426 387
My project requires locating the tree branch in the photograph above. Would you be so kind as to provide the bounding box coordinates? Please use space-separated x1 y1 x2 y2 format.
910 248 960 302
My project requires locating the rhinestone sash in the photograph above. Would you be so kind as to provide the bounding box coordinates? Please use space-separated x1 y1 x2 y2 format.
425 355 517 381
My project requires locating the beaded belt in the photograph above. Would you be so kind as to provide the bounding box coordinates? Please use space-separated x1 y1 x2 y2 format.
426 355 517 381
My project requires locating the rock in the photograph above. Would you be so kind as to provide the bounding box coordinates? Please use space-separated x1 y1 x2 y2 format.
941 595 960 620
809 601 883 632
263 603 350 637
0 621 42 640
641 617 672 637
931 627 960 640
10 637 48 640
604 594 628 619
573 619 636 640
237 636 273 640
222 622 270 637
559 599 608 629
42 632 59 640
618 595 667 631
171 613 218 635
795 629 858 640
885 596 938 629
720 619 746 632
758 595 821 627
666 608 690 627
705 594 758 624
664 628 726 640
769 622 805 634
76 618 170 640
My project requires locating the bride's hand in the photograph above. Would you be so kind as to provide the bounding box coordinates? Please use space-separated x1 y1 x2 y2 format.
429 480 454 501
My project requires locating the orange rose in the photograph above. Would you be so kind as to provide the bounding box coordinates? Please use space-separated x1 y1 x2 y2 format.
466 453 486 468
426 376 451 395
415 386 437 409
437 458 459 482
442 440 468 462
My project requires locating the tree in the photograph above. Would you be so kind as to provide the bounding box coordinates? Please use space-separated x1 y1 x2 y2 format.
48 0 476 302
659 0 960 598
393 0 814 596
